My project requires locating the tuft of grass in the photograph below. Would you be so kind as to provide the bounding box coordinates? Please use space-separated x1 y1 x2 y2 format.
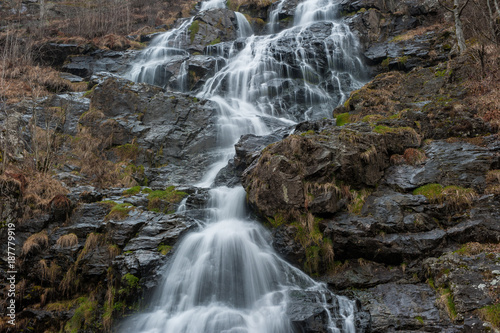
403 148 427 165
113 143 140 162
64 296 98 333
22 231 49 256
188 20 200 43
335 112 351 126
266 213 286 228
413 184 444 202
123 186 141 196
479 304 500 328
105 203 134 221
413 184 477 210
415 316 424 324
440 288 457 320
56 233 78 248
347 188 371 215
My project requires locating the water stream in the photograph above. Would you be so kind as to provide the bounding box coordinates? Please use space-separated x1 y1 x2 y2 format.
121 0 367 331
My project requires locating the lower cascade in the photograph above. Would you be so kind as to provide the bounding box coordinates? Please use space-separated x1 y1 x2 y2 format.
121 0 367 331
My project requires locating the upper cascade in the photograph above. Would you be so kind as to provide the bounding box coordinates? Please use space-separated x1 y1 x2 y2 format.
126 0 367 123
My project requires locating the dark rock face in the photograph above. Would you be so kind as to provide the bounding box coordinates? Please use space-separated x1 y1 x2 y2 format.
62 49 133 79
351 283 461 332
341 0 451 72
240 112 500 331
84 76 219 185
287 290 370 333
184 9 239 54
384 141 495 192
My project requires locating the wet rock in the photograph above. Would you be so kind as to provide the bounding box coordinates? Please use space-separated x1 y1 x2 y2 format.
51 202 108 240
321 259 405 290
62 49 133 79
384 141 496 192
350 283 461 332
287 290 370 333
424 247 500 317
84 76 219 185
184 9 239 54
122 213 195 252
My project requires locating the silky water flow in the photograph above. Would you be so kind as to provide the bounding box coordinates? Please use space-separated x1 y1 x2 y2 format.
122 0 367 331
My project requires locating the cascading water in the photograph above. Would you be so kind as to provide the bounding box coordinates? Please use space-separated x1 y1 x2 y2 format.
121 0 367 332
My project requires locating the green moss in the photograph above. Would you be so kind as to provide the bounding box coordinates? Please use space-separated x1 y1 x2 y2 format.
398 56 408 65
142 187 152 194
64 296 97 333
123 186 141 196
157 243 172 255
209 37 221 45
82 84 97 98
435 69 450 77
300 130 315 136
147 186 187 203
267 213 286 228
304 245 320 275
427 277 436 290
413 184 443 201
381 57 391 68
479 304 500 328
122 273 139 289
373 125 415 135
188 20 200 43
335 112 351 126
105 203 134 221
415 316 424 324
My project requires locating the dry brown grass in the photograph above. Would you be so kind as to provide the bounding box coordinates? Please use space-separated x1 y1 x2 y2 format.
403 148 427 165
390 24 449 42
56 233 78 248
0 62 72 103
442 186 478 211
456 242 500 256
22 231 49 257
22 171 68 217
461 45 500 131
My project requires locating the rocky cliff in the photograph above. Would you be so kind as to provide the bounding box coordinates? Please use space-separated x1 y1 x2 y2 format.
0 0 499 332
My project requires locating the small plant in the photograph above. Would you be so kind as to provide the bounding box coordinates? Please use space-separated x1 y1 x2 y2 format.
56 233 78 248
413 184 444 202
64 296 98 333
22 231 49 256
479 304 500 328
157 243 172 255
123 186 141 196
335 112 351 126
403 148 427 165
105 203 134 221
266 213 286 228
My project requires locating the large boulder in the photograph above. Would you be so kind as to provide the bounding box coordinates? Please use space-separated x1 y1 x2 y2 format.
242 122 420 218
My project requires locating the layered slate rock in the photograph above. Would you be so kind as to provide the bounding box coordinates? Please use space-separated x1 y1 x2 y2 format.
83 76 219 185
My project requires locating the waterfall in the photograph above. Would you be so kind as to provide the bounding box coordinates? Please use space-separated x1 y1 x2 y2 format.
120 0 367 332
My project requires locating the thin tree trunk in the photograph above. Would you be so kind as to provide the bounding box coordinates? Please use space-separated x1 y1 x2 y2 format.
453 0 468 53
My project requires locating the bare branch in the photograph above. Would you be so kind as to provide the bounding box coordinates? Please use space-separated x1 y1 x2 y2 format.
438 0 454 12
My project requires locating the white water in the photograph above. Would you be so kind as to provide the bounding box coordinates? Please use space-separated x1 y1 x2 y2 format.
121 0 366 332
